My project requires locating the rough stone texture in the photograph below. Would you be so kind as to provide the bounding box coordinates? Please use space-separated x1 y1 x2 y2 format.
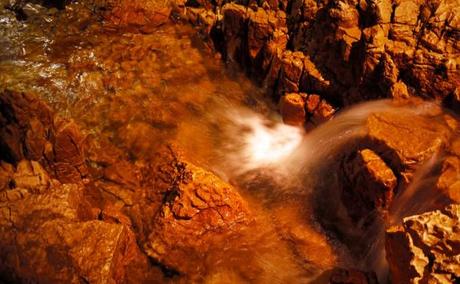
104 0 171 30
364 110 452 184
144 161 253 275
0 160 51 202
342 148 397 222
386 204 460 284
182 0 460 124
435 135 460 203
0 90 88 183
279 92 306 126
0 180 136 282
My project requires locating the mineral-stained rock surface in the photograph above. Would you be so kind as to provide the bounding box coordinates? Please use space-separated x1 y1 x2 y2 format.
338 103 456 224
364 110 452 183
144 162 254 275
104 0 172 30
181 0 460 126
0 90 88 183
0 177 152 283
342 148 397 223
386 204 460 283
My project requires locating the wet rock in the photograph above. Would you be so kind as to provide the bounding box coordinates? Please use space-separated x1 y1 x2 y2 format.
436 136 460 203
386 204 460 283
0 90 88 183
247 8 286 63
144 161 253 275
342 149 397 222
104 0 172 30
276 51 304 96
364 109 452 183
0 160 51 201
0 165 156 283
279 93 306 126
305 94 335 125
187 0 459 111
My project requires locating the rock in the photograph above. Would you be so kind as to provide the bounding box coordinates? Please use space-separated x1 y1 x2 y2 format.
144 161 253 275
0 169 155 283
104 0 171 30
435 135 460 203
51 119 87 183
189 0 459 114
299 56 331 94
342 149 397 222
364 109 452 183
247 8 285 63
386 204 460 283
0 90 53 162
186 8 218 36
276 51 304 96
222 3 248 62
0 90 88 183
305 94 335 125
279 93 306 126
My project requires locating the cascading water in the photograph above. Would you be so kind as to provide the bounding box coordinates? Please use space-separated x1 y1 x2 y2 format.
205 98 457 282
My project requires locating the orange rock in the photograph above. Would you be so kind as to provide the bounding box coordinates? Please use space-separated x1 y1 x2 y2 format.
386 204 460 283
342 148 397 222
0 90 87 183
279 93 306 126
144 162 253 275
104 0 172 30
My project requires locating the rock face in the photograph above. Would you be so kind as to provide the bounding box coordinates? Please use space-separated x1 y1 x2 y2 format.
342 148 397 223
339 104 455 224
144 160 253 275
364 110 452 183
0 88 260 282
181 0 460 126
104 0 171 30
386 204 460 283
0 173 150 283
0 90 88 183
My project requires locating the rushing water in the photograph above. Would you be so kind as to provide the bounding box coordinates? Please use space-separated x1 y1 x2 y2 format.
1 1 457 283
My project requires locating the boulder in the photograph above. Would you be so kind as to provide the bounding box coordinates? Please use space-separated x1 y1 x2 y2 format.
0 160 51 202
279 93 306 126
305 94 335 125
0 168 154 283
104 0 171 30
0 90 88 183
144 161 253 275
386 204 460 283
342 148 397 222
364 109 452 183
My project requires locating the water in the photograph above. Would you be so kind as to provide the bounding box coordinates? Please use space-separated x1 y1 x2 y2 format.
0 1 457 283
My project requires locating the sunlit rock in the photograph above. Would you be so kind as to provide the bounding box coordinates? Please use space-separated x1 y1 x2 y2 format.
386 204 460 283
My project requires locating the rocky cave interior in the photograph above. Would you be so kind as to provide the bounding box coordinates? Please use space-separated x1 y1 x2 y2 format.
0 0 459 283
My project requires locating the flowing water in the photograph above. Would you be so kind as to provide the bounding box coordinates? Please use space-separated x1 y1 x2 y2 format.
0 1 457 283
